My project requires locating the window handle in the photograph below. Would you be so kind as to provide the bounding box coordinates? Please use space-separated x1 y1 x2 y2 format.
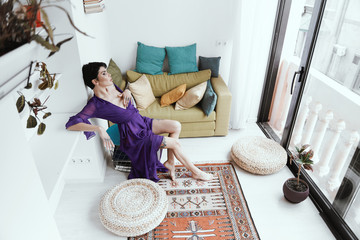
290 67 304 95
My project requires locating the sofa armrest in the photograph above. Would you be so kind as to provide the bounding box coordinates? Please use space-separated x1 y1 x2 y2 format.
211 75 232 136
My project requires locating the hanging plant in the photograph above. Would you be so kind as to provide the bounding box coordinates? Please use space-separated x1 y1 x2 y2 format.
0 0 89 57
16 61 56 135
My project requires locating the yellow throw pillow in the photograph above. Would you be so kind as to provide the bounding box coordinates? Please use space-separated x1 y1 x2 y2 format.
160 84 186 107
128 74 156 110
175 81 207 110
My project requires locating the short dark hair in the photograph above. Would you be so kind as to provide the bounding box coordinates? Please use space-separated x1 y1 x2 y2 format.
82 62 107 89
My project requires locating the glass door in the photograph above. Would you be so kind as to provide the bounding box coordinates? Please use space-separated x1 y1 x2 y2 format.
289 0 360 237
258 0 360 238
258 0 316 142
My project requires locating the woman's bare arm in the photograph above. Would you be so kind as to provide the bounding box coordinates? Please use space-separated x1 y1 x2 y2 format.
67 123 114 150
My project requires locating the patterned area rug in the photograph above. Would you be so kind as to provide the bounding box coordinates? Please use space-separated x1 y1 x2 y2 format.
129 163 260 240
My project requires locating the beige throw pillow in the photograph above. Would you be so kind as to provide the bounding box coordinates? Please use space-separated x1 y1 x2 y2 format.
175 81 207 110
128 74 156 110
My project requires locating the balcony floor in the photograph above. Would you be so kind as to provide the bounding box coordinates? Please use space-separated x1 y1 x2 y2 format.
55 123 335 240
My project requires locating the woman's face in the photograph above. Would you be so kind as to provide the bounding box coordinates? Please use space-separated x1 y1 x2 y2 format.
95 66 113 87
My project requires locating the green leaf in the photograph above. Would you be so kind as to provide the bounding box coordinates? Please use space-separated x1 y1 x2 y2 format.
16 95 25 113
43 112 52 119
37 122 46 135
26 115 37 128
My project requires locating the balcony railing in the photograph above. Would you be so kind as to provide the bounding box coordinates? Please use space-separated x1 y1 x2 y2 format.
269 59 360 233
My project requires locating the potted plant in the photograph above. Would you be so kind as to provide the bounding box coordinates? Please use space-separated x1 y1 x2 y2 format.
283 144 314 203
0 0 88 57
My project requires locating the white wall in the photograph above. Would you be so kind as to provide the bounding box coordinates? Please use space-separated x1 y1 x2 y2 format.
39 1 88 113
0 1 109 238
105 0 236 84
70 0 112 65
0 95 61 240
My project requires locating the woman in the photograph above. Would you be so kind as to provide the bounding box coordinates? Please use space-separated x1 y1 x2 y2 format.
66 62 213 182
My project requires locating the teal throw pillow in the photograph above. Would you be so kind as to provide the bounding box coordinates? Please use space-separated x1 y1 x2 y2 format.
199 56 221 77
166 43 198 75
106 124 120 146
135 42 165 75
200 80 217 116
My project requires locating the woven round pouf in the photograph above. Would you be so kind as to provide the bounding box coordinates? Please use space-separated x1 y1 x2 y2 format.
99 178 168 237
231 136 287 175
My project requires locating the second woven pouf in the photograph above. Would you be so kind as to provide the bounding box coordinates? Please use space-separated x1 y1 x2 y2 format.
99 178 168 237
231 136 287 175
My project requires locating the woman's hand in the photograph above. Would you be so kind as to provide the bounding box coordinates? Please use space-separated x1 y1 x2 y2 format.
98 126 115 151
122 89 132 107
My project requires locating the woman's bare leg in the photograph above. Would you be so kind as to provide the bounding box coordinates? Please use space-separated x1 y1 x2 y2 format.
160 137 213 181
152 119 181 180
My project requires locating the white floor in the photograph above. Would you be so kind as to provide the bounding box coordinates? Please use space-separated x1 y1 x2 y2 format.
55 124 336 240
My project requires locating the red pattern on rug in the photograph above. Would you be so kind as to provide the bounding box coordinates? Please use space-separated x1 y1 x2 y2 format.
129 163 260 240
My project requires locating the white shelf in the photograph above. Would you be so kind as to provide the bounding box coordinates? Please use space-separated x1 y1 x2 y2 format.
29 113 80 212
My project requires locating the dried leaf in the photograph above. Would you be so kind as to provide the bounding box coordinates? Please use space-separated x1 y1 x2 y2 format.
24 82 32 89
34 98 41 106
48 50 56 58
54 79 59 90
37 122 46 135
40 9 53 44
304 164 313 172
38 81 48 90
26 115 37 128
43 112 51 119
32 35 58 52
16 95 25 113
47 71 53 88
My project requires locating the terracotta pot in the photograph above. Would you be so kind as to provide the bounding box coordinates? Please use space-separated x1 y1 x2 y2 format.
283 178 309 203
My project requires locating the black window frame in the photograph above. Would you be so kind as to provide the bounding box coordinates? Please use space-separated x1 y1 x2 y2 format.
257 0 359 239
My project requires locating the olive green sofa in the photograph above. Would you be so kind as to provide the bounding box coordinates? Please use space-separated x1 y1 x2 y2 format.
124 69 232 138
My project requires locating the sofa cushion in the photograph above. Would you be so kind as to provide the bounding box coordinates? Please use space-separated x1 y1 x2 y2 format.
135 42 165 75
107 59 125 90
200 80 218 116
126 69 211 97
160 84 186 107
199 56 221 77
140 98 215 123
128 74 156 110
175 81 207 110
165 43 198 74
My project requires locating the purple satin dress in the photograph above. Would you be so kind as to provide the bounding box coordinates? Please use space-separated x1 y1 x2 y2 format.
65 85 168 182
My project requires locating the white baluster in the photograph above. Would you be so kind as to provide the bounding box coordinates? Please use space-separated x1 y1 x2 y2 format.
318 120 346 177
291 96 312 147
311 110 334 163
328 131 360 191
301 102 322 145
